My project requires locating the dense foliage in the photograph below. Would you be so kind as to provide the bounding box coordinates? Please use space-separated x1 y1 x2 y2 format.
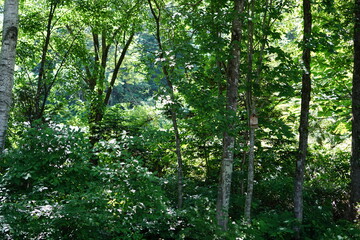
0 0 359 239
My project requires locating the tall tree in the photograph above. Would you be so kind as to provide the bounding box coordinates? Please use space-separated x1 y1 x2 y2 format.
68 0 143 165
243 0 289 224
32 0 62 124
147 0 184 209
351 0 360 222
216 0 244 230
244 0 256 224
18 0 69 125
0 0 19 150
294 0 312 238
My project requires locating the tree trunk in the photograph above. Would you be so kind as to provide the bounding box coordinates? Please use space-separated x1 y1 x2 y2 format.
244 0 255 224
243 0 276 224
33 1 58 124
350 0 360 222
172 108 184 209
148 0 184 209
216 0 244 230
244 126 255 223
0 0 19 150
294 0 312 238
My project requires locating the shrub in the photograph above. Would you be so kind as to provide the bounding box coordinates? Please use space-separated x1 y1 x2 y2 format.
0 125 171 239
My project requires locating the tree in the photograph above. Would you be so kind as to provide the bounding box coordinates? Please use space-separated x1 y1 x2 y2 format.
14 0 72 125
242 0 297 225
244 0 256 224
67 0 144 164
147 0 184 209
294 0 312 238
0 0 19 150
351 0 360 222
216 0 244 230
33 0 59 123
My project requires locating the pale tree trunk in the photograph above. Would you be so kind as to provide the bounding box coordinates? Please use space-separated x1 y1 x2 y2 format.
244 0 274 224
244 0 255 224
244 126 255 223
0 0 19 150
294 0 312 238
216 0 244 230
148 0 184 209
350 0 360 222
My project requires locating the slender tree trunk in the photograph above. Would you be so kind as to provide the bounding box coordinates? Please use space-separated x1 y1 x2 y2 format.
350 0 360 222
34 1 57 123
148 0 184 208
243 0 274 223
216 0 244 230
294 0 312 238
0 0 19 150
244 0 255 224
244 126 255 222
172 107 184 209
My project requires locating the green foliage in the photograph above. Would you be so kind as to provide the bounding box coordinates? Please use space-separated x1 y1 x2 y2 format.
98 103 176 174
1 124 92 194
3 0 359 238
0 125 172 239
155 177 224 239
13 0 82 125
240 211 295 240
174 196 220 239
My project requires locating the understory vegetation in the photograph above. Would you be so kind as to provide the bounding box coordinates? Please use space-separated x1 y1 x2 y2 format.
0 120 357 239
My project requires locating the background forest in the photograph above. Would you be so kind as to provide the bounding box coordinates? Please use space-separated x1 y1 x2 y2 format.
0 0 360 239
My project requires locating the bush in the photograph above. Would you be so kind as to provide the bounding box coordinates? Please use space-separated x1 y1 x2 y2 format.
0 125 172 239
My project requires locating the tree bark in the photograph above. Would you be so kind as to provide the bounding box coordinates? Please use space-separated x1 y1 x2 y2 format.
216 0 244 230
294 0 312 238
350 0 360 222
0 0 19 150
